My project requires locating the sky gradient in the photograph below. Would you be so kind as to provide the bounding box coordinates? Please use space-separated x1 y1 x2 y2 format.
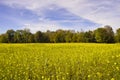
0 0 120 33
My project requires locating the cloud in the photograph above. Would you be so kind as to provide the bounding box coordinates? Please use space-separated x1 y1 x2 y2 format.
1 0 120 32
23 23 73 33
23 23 99 33
56 0 120 27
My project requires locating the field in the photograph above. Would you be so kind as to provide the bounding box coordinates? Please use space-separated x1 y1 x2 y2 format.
0 43 120 80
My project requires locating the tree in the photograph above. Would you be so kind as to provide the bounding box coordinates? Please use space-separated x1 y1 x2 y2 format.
76 32 85 42
71 33 77 42
34 31 43 43
54 29 66 43
94 28 108 43
46 31 55 43
0 34 8 43
42 33 50 43
6 29 15 43
28 34 35 43
65 30 74 43
83 31 95 43
0 26 117 43
22 28 31 43
14 30 24 43
104 25 114 43
115 28 120 42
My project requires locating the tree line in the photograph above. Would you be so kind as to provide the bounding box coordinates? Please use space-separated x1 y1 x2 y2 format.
1 25 120 43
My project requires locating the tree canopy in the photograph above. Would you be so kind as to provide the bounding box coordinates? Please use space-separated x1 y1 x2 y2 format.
0 25 119 43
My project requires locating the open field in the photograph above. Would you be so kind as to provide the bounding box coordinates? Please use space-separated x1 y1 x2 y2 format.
0 43 120 80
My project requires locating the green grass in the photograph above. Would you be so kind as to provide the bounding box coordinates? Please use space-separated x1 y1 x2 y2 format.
0 43 120 80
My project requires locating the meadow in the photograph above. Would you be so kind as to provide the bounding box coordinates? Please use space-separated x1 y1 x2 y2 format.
0 43 120 80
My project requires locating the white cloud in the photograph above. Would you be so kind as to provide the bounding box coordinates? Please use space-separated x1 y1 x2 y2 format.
23 23 74 33
1 0 120 31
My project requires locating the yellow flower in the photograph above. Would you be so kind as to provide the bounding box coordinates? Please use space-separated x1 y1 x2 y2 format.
62 77 65 80
112 56 115 58
111 78 115 80
116 67 119 71
42 76 44 79
107 60 110 63
96 72 102 77
88 75 91 78
114 62 117 65
116 55 119 58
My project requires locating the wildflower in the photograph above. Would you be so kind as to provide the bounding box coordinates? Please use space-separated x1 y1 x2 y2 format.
52 75 54 78
42 76 44 79
114 62 117 65
62 77 65 80
66 73 69 75
112 56 115 58
116 55 119 58
96 72 102 77
116 67 119 71
48 78 50 80
23 72 25 74
111 78 115 80
88 75 91 78
107 60 110 63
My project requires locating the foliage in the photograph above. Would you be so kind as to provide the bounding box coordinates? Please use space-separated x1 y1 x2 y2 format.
94 28 108 43
94 26 114 43
0 25 118 43
115 28 120 42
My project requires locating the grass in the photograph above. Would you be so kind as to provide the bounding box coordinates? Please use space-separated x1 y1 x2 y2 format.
0 43 120 80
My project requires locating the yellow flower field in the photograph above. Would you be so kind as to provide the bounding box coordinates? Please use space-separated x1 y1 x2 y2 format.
0 43 120 80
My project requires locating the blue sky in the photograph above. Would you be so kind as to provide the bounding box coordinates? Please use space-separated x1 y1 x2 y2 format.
0 0 120 33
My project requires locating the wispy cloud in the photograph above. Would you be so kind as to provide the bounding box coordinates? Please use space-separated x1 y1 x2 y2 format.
0 0 120 32
23 23 71 33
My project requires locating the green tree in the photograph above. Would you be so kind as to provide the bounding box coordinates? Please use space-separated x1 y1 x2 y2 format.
95 26 114 43
34 31 43 43
0 34 8 43
76 32 85 42
104 25 114 43
94 28 108 43
22 28 31 43
6 29 15 43
28 34 35 43
83 31 95 43
71 33 77 42
42 33 50 43
0 26 116 43
14 30 24 43
65 30 74 43
115 28 120 42
46 31 55 43
54 29 66 43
